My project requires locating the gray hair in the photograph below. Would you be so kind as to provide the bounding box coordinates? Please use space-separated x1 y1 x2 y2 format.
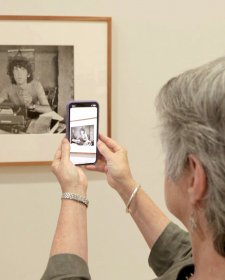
156 57 225 256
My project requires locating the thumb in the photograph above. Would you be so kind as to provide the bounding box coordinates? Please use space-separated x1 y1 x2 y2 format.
97 140 114 161
61 138 70 163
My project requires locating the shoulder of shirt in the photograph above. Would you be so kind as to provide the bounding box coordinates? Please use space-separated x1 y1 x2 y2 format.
1 83 16 93
29 80 41 86
28 80 43 89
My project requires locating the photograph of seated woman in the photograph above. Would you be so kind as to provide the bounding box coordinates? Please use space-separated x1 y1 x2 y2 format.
0 54 51 115
71 127 93 146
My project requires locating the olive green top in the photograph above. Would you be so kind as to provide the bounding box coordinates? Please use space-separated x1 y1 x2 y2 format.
41 254 91 280
41 222 194 280
149 222 194 279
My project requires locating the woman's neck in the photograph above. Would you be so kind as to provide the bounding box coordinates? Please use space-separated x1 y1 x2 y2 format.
16 81 28 89
190 229 225 280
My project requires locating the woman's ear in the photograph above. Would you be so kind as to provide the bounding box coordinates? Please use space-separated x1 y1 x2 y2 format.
187 154 207 205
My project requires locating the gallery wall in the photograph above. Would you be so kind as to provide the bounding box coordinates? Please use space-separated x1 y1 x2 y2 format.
0 1 225 279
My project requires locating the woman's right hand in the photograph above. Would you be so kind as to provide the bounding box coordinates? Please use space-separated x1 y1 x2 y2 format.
52 138 88 196
86 134 138 197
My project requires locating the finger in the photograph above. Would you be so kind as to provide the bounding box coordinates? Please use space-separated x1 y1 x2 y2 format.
85 165 105 173
61 138 70 162
53 141 62 162
85 165 97 171
99 133 121 152
53 149 61 162
96 152 105 162
97 139 114 161
52 142 62 173
85 159 106 173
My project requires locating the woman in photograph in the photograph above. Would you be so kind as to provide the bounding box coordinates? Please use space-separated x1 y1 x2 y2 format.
0 53 52 115
72 127 92 146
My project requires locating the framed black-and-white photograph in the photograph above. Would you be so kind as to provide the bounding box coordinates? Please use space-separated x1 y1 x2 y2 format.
0 16 111 165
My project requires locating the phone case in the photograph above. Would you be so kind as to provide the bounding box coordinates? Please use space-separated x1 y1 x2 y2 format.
66 100 99 165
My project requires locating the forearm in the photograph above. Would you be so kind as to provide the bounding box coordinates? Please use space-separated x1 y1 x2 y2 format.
117 182 170 249
0 97 6 105
35 104 52 113
50 198 88 263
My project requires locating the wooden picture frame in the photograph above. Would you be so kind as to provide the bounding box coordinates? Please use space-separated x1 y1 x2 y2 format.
0 15 111 166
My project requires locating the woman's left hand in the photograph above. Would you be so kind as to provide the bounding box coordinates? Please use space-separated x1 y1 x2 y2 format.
51 138 88 195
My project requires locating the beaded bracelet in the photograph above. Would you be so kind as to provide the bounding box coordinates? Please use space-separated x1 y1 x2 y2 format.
61 192 89 208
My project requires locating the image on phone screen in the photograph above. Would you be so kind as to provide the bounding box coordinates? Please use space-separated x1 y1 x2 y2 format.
69 102 98 165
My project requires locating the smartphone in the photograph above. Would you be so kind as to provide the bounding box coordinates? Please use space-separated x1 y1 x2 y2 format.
66 100 99 165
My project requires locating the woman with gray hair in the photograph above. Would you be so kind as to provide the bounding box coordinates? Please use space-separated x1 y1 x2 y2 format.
42 58 225 280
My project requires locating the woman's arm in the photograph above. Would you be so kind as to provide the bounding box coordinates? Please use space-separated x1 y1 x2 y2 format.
0 87 8 105
50 197 88 262
124 187 170 249
41 138 90 280
33 81 52 113
86 134 170 249
50 138 88 262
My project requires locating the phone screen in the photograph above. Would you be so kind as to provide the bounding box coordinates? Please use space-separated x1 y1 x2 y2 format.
68 101 99 165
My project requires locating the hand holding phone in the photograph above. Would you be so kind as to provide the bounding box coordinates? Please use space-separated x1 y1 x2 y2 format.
67 101 99 165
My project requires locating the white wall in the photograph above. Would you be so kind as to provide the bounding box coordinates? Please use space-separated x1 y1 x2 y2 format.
0 1 225 279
